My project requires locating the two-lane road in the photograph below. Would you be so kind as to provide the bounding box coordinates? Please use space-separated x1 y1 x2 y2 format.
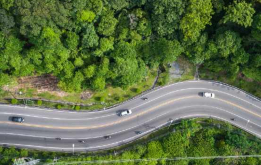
0 80 260 152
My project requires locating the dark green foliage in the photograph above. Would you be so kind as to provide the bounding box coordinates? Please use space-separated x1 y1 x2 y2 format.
0 0 259 95
0 9 15 34
150 0 185 37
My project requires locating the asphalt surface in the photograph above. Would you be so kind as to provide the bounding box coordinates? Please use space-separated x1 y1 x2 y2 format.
0 80 261 152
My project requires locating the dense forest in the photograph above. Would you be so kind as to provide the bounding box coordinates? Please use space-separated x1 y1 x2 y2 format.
2 119 261 164
0 0 261 92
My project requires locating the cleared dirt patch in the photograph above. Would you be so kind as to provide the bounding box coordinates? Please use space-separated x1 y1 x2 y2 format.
4 74 68 97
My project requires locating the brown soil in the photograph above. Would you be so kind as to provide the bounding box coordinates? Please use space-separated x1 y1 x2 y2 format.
238 72 254 82
4 74 68 97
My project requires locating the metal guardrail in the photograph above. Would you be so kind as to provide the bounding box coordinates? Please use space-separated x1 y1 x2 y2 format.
202 80 261 102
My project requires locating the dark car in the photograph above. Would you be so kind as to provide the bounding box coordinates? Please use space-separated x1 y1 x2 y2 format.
11 116 24 123
142 97 148 100
104 135 112 139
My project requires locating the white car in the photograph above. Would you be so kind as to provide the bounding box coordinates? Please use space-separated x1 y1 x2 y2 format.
120 109 132 116
203 92 215 98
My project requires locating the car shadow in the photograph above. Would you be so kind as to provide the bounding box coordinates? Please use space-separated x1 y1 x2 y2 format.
198 92 204 97
8 116 13 121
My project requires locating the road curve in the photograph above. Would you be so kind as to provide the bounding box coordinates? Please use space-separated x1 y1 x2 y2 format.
0 80 261 152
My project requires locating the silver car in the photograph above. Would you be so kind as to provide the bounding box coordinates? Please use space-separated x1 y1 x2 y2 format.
203 92 215 98
119 109 132 116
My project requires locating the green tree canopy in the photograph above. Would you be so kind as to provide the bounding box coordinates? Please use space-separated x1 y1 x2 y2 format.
180 0 213 42
223 1 255 28
151 0 185 37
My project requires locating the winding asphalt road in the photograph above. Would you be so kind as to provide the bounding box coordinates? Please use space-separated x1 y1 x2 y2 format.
0 80 261 152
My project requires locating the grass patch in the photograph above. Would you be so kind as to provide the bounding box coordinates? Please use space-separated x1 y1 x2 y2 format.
37 92 60 100
200 68 261 98
0 70 157 111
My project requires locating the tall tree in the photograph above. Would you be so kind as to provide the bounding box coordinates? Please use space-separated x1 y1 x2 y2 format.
97 10 118 36
180 0 214 42
150 0 186 37
222 1 255 28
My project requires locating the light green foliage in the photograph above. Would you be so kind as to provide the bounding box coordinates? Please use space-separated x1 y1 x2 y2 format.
0 0 14 10
180 0 213 42
94 37 114 56
231 48 249 65
223 1 255 27
185 33 213 64
97 57 110 77
75 105 80 111
110 0 128 11
33 27 69 75
74 57 84 67
86 0 103 15
81 24 99 49
243 67 261 81
91 76 106 91
111 41 147 88
151 38 184 66
97 10 118 36
11 98 18 104
146 141 165 165
77 10 96 22
56 104 62 109
0 35 24 74
65 32 79 50
84 65 96 78
215 30 241 58
58 71 84 92
163 132 187 157
100 37 114 52
151 0 185 37
37 100 42 106
0 72 11 87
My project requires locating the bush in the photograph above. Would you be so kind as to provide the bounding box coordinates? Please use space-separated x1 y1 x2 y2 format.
11 99 18 104
56 104 62 109
136 88 142 93
99 96 105 102
37 100 43 106
75 105 81 111
115 96 124 102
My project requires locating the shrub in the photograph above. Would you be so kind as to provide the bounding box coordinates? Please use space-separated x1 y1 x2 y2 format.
11 99 18 104
56 104 62 109
136 88 142 93
99 96 105 102
115 96 124 102
37 100 43 106
75 105 81 111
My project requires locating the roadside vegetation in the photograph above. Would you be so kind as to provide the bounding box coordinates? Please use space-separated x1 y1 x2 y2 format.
2 118 261 165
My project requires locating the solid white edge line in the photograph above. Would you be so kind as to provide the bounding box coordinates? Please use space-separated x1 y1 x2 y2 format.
0 105 261 145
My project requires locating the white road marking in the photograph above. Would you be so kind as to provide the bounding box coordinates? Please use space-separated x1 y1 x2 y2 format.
0 105 260 141
0 112 114 120
0 87 260 121
1 112 260 150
